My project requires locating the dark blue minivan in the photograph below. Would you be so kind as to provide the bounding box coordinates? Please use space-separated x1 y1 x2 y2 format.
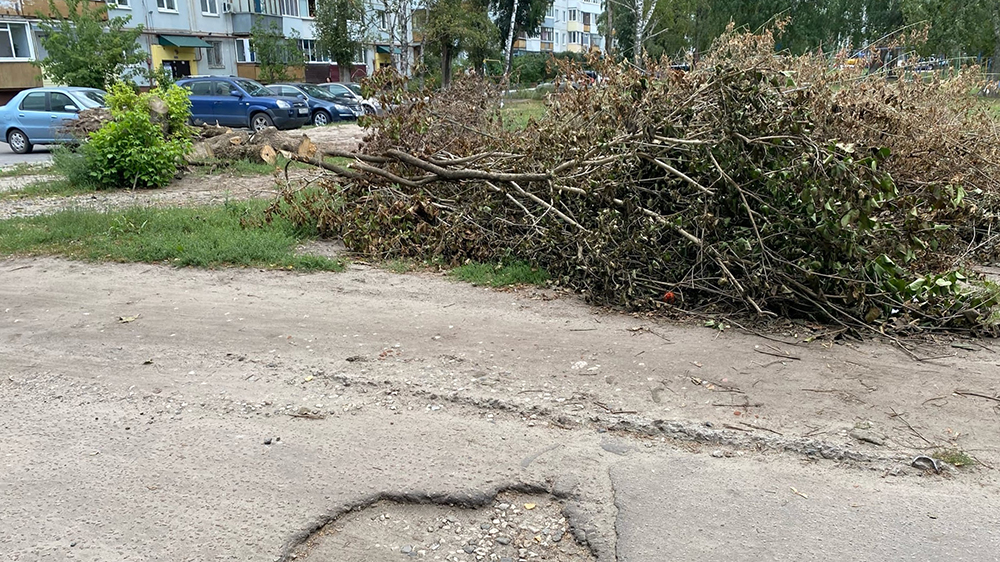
176 76 310 132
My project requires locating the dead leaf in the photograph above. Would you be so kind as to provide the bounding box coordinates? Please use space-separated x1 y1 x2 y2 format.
118 314 140 323
524 503 536 510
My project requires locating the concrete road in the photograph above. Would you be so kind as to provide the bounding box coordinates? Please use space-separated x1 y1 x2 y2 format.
0 142 52 168
2 258 999 562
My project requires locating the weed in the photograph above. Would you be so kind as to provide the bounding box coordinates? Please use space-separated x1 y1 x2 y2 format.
500 99 547 130
451 261 548 287
937 449 975 468
0 178 96 199
0 199 343 271
0 163 50 178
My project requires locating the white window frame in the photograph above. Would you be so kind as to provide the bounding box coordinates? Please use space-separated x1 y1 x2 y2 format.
0 22 34 61
569 9 577 22
540 27 552 42
377 10 387 30
201 0 219 16
235 38 255 62
109 0 131 9
279 0 298 17
157 0 178 13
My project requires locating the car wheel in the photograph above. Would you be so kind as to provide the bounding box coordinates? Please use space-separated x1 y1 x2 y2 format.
312 110 331 126
363 104 376 115
7 129 32 154
250 113 273 132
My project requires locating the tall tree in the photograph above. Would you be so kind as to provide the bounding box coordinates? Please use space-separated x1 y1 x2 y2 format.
423 0 497 85
489 0 551 76
250 20 306 83
35 0 146 89
315 0 367 81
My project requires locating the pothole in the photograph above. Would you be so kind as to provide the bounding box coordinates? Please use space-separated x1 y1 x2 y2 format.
289 491 597 562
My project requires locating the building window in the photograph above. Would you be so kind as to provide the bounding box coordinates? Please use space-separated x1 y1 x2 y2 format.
110 0 131 9
377 10 387 30
569 32 579 44
569 9 577 22
307 0 315 17
157 0 177 11
540 27 552 42
201 0 218 14
280 0 298 16
206 40 224 67
582 33 590 46
583 12 591 26
297 39 328 62
235 38 255 62
545 6 553 17
0 22 32 60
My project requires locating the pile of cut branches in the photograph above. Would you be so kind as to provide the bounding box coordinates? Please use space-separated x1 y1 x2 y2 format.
268 28 1000 334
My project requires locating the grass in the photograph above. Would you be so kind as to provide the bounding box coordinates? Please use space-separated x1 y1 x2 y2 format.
194 155 354 177
0 163 51 178
937 449 975 468
0 199 344 271
0 177 98 200
451 261 549 287
501 99 547 130
984 97 1000 119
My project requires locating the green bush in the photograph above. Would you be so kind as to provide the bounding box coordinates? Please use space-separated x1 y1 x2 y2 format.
83 82 193 189
51 145 97 189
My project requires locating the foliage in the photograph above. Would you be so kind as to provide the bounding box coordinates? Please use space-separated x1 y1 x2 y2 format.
34 0 146 89
51 145 97 189
143 65 176 89
82 82 193 189
270 28 1000 335
452 261 549 286
250 20 306 84
0 200 344 271
490 0 552 62
314 0 366 79
421 0 499 83
510 51 586 84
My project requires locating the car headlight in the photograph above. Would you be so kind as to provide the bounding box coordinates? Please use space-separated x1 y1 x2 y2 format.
334 104 348 112
276 100 291 109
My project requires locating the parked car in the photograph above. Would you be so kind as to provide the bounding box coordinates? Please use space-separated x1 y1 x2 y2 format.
315 82 381 115
266 83 364 125
0 87 107 154
176 76 310 132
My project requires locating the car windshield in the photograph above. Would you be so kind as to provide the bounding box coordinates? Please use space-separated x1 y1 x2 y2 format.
233 79 271 97
300 85 340 102
76 90 106 108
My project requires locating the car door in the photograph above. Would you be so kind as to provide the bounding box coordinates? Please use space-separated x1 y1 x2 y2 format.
185 81 215 124
211 81 247 128
15 92 51 143
47 91 80 142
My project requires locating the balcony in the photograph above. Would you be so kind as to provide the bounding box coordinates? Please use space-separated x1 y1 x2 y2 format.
229 0 283 36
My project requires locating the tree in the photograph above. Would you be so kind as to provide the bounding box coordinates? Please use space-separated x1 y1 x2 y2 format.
315 0 367 81
423 0 498 86
489 0 551 76
35 0 146 89
250 20 306 84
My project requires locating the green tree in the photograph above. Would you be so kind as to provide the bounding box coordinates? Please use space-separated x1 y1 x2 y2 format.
315 0 366 81
490 0 551 75
250 20 306 84
35 0 146 89
422 0 498 85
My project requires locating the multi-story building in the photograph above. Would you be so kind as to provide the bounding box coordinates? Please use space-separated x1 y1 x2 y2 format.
1 0 605 100
515 0 604 56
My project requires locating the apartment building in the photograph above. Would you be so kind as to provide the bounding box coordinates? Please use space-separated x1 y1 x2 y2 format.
515 0 604 56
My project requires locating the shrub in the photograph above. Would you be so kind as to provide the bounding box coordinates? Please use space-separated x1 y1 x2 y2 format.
83 82 193 189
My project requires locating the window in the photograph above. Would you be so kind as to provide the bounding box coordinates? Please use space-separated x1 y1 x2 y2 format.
562 10 566 21
562 33 566 45
569 9 577 22
50 92 78 113
157 0 177 11
206 40 224 67
377 10 387 30
20 92 46 111
540 27 553 42
545 6 553 17
569 32 580 44
582 34 590 46
235 38 255 62
110 0 131 9
0 22 32 60
201 0 218 14
187 81 213 95
297 39 328 62
583 12 591 26
307 0 315 17
279 0 298 16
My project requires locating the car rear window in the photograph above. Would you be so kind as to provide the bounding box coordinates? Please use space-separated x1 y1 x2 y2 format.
188 81 213 96
20 92 46 111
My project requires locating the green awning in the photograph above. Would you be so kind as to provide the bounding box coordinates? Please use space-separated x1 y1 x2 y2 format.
158 35 212 48
375 45 401 54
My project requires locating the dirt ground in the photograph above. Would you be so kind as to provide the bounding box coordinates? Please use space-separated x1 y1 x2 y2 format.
3 130 1000 560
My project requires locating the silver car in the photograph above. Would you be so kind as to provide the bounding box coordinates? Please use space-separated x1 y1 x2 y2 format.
0 87 106 154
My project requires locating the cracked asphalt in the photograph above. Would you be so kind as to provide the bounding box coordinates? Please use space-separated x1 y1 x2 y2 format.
2 257 1000 562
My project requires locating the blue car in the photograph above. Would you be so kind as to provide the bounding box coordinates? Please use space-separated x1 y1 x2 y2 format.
176 76 310 132
0 87 107 154
266 83 364 125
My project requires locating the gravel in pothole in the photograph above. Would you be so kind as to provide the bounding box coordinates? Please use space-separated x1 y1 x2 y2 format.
292 491 595 562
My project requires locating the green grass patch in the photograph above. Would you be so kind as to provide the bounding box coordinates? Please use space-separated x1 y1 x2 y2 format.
451 260 549 287
0 178 97 200
937 449 975 468
0 199 344 271
194 156 353 177
501 99 547 130
0 163 51 178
